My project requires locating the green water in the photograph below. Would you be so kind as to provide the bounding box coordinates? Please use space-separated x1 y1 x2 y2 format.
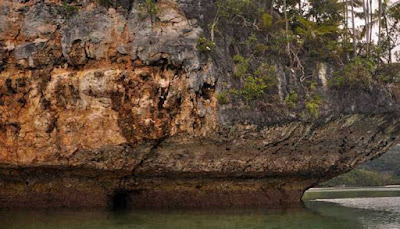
2 187 400 229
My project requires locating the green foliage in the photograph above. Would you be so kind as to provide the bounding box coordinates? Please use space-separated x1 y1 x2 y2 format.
261 13 273 30
208 0 399 108
62 1 78 19
244 34 258 47
233 55 250 78
322 146 400 187
98 0 112 7
268 30 297 56
253 43 268 56
216 0 255 20
254 63 278 86
216 92 229 105
329 58 376 89
305 94 323 118
138 0 159 17
197 37 216 53
210 0 398 75
295 16 340 40
375 63 400 84
389 4 400 20
321 169 390 187
360 145 400 176
231 63 277 102
294 16 343 61
309 81 318 91
231 76 269 102
211 0 348 63
243 34 268 57
307 0 344 24
285 90 299 108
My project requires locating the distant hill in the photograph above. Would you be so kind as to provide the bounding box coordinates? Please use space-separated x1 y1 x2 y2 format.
360 145 400 177
322 146 400 187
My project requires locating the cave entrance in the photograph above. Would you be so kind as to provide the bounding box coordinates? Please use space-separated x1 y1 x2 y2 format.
110 190 131 211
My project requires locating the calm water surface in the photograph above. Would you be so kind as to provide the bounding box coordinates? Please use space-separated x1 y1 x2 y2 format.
2 187 400 229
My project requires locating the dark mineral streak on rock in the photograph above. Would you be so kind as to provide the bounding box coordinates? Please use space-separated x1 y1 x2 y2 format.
0 0 400 209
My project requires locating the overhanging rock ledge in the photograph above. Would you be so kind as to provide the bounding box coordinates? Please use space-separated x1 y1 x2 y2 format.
0 0 400 208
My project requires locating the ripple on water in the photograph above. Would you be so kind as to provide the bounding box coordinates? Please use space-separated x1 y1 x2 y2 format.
312 197 400 229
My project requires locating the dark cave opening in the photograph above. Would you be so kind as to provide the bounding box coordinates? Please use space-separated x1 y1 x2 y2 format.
110 190 130 211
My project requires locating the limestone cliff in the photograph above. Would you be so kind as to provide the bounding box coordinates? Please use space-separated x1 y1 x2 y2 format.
0 0 400 208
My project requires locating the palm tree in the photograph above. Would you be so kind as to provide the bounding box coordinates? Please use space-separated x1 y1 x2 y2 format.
351 0 357 57
283 0 290 56
369 0 373 48
378 0 382 45
363 0 369 55
385 0 400 62
362 0 400 62
344 0 349 43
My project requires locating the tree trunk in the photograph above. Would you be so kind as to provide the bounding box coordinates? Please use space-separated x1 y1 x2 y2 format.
383 2 392 63
369 0 373 51
364 0 369 56
385 17 392 63
270 0 274 18
378 0 382 45
298 0 302 15
283 0 290 56
351 0 357 57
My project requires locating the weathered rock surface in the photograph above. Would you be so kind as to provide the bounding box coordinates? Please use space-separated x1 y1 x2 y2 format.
0 0 400 209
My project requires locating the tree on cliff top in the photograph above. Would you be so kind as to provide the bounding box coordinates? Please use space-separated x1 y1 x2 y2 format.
209 0 400 108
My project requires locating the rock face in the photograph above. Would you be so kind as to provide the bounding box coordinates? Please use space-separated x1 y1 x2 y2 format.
0 0 400 209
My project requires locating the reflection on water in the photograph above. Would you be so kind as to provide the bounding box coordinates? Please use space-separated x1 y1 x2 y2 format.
309 197 400 229
303 187 400 200
0 207 360 229
1 187 400 229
